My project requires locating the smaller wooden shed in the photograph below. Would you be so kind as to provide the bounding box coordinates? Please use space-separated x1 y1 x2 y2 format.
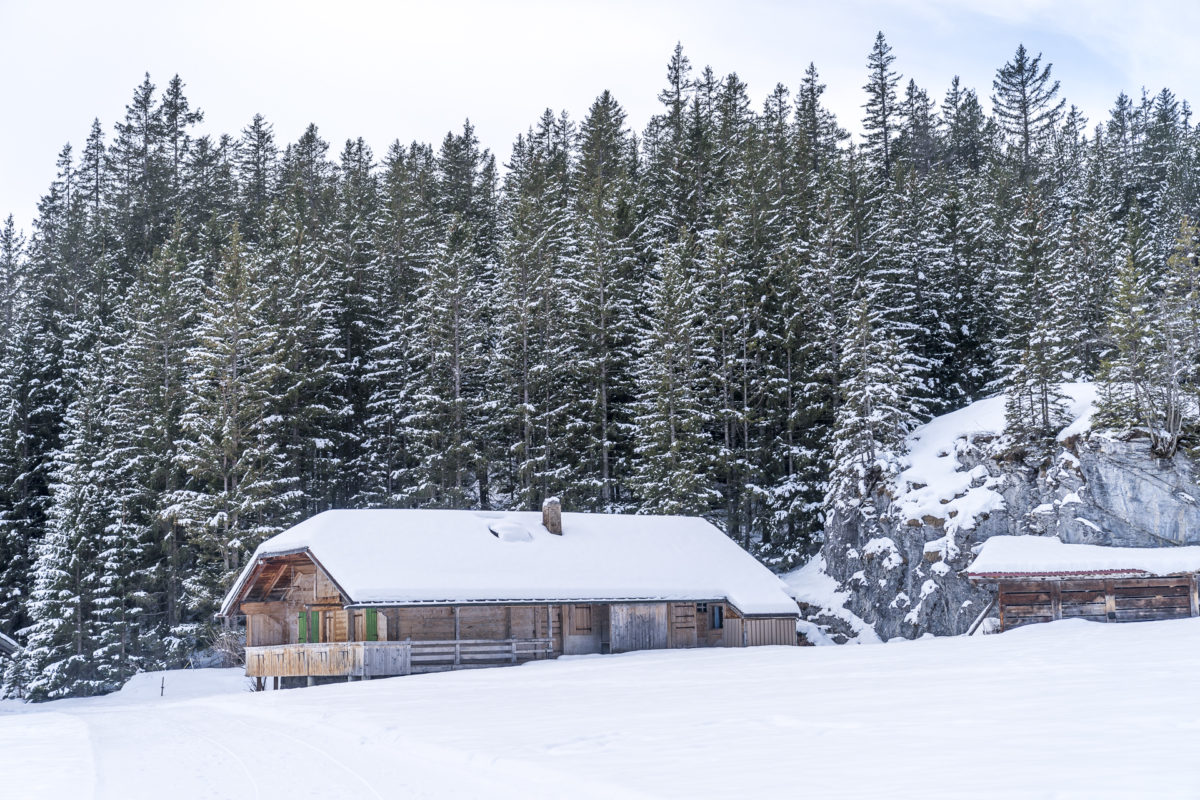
966 535 1200 631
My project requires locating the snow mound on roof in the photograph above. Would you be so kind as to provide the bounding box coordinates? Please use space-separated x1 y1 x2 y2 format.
223 510 799 617
893 383 1097 534
488 521 534 542
967 535 1200 577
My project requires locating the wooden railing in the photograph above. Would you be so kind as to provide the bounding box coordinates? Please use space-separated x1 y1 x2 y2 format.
245 638 554 678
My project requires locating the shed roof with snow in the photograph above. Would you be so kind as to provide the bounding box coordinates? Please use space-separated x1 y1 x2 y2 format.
220 509 800 617
966 535 1200 581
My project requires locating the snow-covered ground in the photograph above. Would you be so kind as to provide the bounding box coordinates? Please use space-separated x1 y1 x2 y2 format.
5 617 1200 799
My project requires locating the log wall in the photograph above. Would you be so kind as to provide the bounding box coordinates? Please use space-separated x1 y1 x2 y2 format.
998 575 1200 631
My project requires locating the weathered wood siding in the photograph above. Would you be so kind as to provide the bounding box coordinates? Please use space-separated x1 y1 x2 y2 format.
743 617 796 646
721 616 743 647
999 575 1200 631
245 639 554 678
246 613 286 647
610 603 668 652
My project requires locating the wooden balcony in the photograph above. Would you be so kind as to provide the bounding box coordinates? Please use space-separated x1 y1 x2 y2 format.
245 638 555 679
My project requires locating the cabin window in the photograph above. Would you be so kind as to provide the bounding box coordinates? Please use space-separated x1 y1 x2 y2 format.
571 605 592 635
710 605 724 630
696 602 708 614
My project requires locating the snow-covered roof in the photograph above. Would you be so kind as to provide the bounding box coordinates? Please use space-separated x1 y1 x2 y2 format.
221 510 800 617
0 631 17 657
966 535 1200 580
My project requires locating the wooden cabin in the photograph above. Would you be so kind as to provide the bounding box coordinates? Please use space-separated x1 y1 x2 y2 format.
220 501 800 688
966 535 1200 631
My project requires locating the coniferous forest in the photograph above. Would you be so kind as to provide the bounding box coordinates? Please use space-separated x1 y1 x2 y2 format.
5 35 1200 698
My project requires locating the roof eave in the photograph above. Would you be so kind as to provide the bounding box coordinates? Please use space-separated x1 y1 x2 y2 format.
966 568 1200 582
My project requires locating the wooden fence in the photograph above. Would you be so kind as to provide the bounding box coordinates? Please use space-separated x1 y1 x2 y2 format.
245 638 555 679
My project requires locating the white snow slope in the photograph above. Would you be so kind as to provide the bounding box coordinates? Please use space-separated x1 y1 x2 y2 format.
5 618 1200 799
894 382 1097 535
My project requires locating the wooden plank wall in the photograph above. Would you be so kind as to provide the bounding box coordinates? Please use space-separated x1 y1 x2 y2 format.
610 603 668 652
999 576 1199 630
722 617 743 647
744 618 797 646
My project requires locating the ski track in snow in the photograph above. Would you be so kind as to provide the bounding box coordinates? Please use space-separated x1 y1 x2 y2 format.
6 619 1200 798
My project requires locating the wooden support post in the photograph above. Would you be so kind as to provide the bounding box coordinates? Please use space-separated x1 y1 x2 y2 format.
306 676 315 687
511 640 518 663
1050 582 1062 621
1191 575 1199 618
454 607 461 666
1104 580 1116 622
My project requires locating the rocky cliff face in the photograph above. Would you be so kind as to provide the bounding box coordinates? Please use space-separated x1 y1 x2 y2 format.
801 388 1200 643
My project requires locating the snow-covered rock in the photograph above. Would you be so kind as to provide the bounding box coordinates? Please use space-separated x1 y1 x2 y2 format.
794 383 1200 640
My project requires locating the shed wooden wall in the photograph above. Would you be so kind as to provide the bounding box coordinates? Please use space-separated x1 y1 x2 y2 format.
743 617 796 646
998 575 1200 630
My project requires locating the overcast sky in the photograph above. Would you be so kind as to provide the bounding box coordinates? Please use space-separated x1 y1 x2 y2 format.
2 0 1199 235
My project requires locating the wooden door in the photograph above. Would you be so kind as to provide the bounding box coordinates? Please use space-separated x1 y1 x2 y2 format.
669 603 697 648
610 604 668 652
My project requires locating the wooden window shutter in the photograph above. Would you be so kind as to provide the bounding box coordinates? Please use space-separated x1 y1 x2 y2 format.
298 611 307 643
309 611 321 643
365 609 378 642
572 605 592 635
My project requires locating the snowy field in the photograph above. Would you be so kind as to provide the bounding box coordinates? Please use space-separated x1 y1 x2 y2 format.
4 618 1200 799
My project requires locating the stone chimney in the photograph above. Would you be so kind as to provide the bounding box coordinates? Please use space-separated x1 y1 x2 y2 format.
542 496 562 535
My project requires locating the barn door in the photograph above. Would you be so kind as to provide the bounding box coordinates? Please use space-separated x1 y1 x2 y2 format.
610 604 669 652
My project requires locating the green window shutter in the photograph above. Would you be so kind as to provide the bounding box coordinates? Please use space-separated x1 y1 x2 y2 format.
298 611 308 643
308 611 321 644
365 608 378 642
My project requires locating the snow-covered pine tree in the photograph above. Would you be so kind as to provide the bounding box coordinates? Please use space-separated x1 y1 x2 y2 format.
629 237 718 517
407 123 498 508
171 225 286 619
0 217 30 642
566 91 640 512
19 305 114 700
766 66 848 557
999 190 1072 444
237 114 277 243
356 141 436 508
991 44 1065 181
699 74 772 547
109 74 171 268
325 138 384 506
826 283 918 526
115 222 203 649
861 32 901 182
493 110 578 509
